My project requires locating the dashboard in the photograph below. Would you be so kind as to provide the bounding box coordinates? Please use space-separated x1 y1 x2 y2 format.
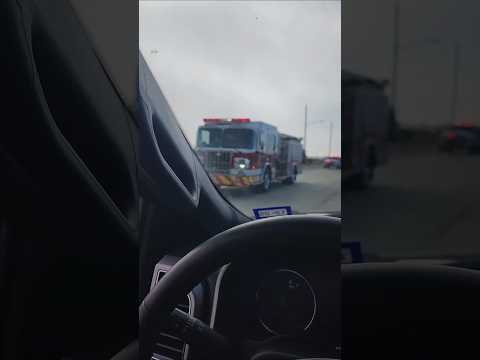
150 253 340 359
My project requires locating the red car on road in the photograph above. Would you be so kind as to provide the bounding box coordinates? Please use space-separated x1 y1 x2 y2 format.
324 156 341 169
438 123 480 154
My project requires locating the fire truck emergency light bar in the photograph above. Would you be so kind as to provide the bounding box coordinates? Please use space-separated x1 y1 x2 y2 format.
203 118 229 124
231 118 251 123
203 118 251 124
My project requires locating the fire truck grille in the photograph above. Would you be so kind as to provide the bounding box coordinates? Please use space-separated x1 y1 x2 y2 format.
204 151 231 171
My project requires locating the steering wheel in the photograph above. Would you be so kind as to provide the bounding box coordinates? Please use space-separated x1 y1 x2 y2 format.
139 214 340 360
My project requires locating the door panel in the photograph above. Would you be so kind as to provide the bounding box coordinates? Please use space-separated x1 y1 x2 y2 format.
1 0 139 358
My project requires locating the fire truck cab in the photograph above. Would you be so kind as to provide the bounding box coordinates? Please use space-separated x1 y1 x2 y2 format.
196 118 302 191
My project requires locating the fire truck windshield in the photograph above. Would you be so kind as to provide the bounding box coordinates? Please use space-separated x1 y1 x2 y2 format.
198 128 255 150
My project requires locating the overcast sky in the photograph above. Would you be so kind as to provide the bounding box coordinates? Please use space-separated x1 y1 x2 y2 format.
343 0 480 128
140 1 341 157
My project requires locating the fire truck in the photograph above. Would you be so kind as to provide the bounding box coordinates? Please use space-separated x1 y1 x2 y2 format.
342 70 390 188
196 118 303 192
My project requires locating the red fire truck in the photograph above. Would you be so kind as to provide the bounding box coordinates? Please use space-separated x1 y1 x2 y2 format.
196 118 303 192
342 70 390 188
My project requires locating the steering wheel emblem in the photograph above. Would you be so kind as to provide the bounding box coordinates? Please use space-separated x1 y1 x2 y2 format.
288 279 300 290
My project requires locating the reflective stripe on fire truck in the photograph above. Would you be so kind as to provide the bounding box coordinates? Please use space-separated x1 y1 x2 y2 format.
218 175 232 186
212 175 259 187
232 177 242 187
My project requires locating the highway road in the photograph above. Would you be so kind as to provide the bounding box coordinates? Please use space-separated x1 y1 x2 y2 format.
343 143 480 260
221 143 480 261
222 164 341 218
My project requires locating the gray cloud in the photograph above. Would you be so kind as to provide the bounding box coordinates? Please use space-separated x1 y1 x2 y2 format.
140 1 341 157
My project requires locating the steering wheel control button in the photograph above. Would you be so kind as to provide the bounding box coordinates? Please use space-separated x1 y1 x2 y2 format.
169 309 231 357
256 269 317 336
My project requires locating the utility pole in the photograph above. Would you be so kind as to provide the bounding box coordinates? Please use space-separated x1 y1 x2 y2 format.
328 121 333 157
304 104 308 156
391 0 400 107
450 42 460 124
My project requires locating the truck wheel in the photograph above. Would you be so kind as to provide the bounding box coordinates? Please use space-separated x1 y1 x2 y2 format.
256 170 272 192
284 167 297 185
353 149 376 189
354 165 374 189
347 169 371 190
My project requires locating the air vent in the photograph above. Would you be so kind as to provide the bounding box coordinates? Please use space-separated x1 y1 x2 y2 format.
152 271 192 360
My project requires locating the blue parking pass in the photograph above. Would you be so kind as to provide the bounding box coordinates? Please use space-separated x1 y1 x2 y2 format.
253 206 293 219
342 242 363 263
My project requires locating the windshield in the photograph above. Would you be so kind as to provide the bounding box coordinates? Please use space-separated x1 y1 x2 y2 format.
140 1 341 217
198 128 255 149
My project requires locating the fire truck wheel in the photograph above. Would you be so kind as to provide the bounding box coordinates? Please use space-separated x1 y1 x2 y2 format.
353 148 376 190
353 165 374 189
256 169 272 192
284 167 297 185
